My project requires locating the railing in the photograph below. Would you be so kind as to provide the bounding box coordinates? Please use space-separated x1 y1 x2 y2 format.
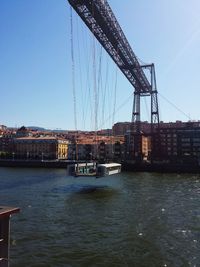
0 206 20 267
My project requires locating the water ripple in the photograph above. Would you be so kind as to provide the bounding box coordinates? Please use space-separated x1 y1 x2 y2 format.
0 169 199 266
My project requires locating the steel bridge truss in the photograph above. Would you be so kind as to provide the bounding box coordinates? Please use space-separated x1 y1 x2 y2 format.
68 0 152 92
68 0 160 158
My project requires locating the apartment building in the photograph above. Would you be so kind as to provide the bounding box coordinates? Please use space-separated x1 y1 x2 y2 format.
14 136 69 160
153 127 200 164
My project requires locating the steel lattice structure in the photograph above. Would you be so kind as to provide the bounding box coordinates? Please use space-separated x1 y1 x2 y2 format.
68 0 160 158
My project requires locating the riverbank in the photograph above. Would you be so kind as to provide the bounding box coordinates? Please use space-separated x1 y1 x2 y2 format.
0 159 70 168
0 159 200 173
122 162 200 173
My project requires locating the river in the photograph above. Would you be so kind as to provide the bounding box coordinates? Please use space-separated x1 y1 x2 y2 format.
0 167 200 267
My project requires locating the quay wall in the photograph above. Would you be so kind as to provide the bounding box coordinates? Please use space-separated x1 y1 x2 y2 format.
122 162 200 174
0 159 200 173
0 159 70 168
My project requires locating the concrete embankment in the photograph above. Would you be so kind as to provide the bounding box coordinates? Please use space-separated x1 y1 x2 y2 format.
0 159 70 168
122 162 200 173
1 159 200 173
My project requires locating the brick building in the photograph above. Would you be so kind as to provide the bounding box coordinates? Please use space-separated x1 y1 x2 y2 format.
153 126 200 164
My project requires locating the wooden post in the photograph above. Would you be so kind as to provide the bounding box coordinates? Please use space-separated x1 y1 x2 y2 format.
0 207 20 267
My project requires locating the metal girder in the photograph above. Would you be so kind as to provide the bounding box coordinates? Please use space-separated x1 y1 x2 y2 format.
132 64 159 131
68 0 151 94
68 0 160 160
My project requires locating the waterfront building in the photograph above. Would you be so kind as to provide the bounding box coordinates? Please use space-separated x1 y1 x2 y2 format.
142 135 151 160
14 136 69 160
153 126 200 165
0 131 16 158
125 132 151 162
112 122 131 136
0 137 13 157
67 135 125 162
98 142 113 162
121 120 200 163
152 128 178 162
113 120 200 137
98 141 125 163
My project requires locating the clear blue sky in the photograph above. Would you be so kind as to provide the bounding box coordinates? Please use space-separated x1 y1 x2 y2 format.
1 0 200 130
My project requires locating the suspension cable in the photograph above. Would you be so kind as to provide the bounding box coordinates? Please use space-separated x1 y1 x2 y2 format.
97 46 103 128
76 16 84 128
158 92 191 120
99 93 133 130
70 7 77 131
101 58 109 128
112 65 118 126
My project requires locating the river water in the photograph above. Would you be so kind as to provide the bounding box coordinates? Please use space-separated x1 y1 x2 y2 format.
0 167 200 267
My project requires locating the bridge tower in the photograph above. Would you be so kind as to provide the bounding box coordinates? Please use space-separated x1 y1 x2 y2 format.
131 63 159 160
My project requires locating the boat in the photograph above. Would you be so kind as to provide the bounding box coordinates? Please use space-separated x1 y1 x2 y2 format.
96 163 121 177
68 162 121 178
68 162 97 177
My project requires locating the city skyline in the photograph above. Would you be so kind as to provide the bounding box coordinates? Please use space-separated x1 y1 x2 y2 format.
1 0 200 130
